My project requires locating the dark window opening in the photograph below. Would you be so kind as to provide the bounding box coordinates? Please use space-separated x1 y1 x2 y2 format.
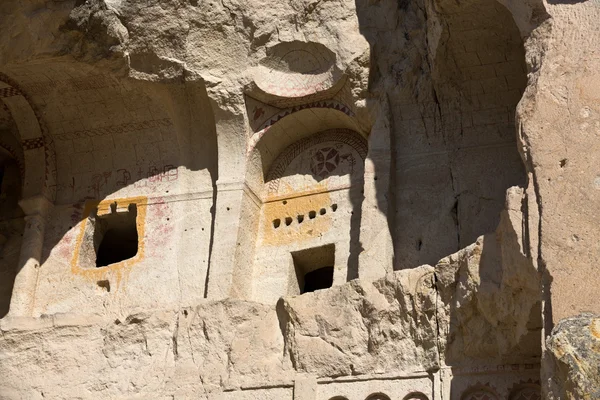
292 244 335 294
94 203 138 268
0 165 4 196
96 225 138 267
303 267 333 293
0 158 23 318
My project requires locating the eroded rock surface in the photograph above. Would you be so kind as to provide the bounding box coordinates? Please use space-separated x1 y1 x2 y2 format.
436 188 541 366
0 301 291 398
545 313 600 399
281 266 439 376
0 0 599 398
0 231 540 397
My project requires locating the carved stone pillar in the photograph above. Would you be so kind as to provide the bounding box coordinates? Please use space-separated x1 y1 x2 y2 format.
293 375 317 400
206 181 260 300
358 102 394 280
8 195 52 317
203 89 251 300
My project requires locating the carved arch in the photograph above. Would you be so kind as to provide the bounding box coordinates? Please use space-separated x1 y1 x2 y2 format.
245 106 366 200
403 392 429 400
460 385 500 400
365 393 391 400
508 383 541 400
266 129 367 196
0 73 56 203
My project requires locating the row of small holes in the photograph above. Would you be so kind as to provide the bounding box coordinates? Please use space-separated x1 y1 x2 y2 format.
273 204 338 229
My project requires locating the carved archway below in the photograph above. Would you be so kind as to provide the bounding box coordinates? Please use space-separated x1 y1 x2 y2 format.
266 129 367 201
0 73 56 203
509 384 541 400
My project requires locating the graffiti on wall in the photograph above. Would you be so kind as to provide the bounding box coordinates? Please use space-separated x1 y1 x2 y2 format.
60 164 179 208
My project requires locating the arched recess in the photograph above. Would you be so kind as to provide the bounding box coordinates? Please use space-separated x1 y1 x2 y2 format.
460 385 499 400
216 107 368 303
394 0 528 269
508 384 541 400
403 392 429 400
365 393 391 400
0 74 55 317
0 74 56 203
252 129 367 302
0 111 25 317
0 59 216 316
246 106 365 199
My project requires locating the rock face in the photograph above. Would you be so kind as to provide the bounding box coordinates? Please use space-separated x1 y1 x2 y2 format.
435 187 542 367
0 255 538 398
281 266 440 377
0 224 542 398
0 301 291 398
0 0 599 398
545 314 600 399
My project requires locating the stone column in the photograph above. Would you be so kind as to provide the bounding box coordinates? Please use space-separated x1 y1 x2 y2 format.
358 101 394 280
201 82 246 298
293 375 317 400
207 182 245 299
206 181 261 300
437 368 452 400
204 88 257 300
8 195 53 317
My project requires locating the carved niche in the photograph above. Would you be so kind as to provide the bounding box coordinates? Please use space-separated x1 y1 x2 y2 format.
509 385 541 400
266 129 367 201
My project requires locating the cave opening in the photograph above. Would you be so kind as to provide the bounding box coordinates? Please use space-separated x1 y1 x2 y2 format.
292 243 335 294
394 0 528 269
0 155 22 318
302 267 334 293
94 204 139 268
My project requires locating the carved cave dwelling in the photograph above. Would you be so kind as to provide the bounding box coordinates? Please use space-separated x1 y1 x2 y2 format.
0 0 599 398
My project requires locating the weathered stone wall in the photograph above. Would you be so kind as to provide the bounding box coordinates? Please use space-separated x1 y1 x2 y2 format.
0 250 539 398
520 1 600 324
355 0 528 270
545 313 600 399
0 64 218 316
0 0 599 398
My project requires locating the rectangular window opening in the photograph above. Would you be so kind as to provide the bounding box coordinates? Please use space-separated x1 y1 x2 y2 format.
93 203 139 268
0 165 4 196
292 244 335 294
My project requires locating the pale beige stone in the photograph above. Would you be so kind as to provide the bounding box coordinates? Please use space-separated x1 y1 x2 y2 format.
0 0 598 398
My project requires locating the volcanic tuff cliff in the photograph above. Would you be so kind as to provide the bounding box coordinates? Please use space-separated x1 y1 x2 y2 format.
0 0 599 398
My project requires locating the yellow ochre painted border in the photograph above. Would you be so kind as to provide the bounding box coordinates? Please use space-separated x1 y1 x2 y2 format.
70 196 147 288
